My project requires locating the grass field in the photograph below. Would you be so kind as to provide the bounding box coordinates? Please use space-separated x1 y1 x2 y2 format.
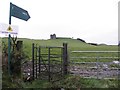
2 37 118 59
16 38 118 60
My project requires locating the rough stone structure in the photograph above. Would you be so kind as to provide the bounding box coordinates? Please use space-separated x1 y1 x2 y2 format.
50 34 56 39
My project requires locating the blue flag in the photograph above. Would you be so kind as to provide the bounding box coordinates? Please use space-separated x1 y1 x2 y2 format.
9 3 30 24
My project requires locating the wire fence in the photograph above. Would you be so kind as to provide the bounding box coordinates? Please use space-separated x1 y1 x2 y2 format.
69 51 120 79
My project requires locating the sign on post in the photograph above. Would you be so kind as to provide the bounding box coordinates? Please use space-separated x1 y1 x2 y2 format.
0 23 19 35
9 2 30 24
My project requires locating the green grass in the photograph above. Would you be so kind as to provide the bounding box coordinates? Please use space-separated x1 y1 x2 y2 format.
2 73 119 88
2 37 118 59
21 75 119 88
16 38 118 59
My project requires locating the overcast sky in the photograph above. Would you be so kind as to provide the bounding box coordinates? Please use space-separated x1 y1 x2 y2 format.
0 0 119 45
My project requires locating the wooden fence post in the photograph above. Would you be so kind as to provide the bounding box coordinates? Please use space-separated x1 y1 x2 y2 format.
16 40 23 76
63 43 68 75
17 41 23 51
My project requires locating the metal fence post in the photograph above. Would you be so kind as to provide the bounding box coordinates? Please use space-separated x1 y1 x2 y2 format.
0 37 2 90
8 34 11 76
63 43 68 75
48 47 51 82
39 46 41 74
36 45 37 79
96 52 99 79
32 43 34 80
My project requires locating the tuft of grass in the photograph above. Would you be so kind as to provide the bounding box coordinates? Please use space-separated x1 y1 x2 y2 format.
21 75 119 88
110 64 120 68
21 80 51 88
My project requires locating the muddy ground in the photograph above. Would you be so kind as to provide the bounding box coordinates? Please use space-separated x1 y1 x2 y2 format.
22 61 119 79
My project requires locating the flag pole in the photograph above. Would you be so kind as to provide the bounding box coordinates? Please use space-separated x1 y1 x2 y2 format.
8 34 11 76
8 2 12 76
8 2 30 76
9 2 12 24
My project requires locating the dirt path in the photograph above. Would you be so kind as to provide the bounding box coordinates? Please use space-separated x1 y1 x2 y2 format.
69 65 119 79
22 61 119 79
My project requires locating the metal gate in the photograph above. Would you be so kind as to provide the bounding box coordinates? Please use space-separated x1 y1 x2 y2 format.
32 43 68 82
69 51 119 79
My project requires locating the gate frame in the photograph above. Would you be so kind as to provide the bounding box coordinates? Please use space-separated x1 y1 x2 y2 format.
32 43 68 81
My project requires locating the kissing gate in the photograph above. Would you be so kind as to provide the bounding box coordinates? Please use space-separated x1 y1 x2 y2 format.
32 43 68 82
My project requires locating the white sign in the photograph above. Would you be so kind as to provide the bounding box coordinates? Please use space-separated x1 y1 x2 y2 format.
0 23 18 35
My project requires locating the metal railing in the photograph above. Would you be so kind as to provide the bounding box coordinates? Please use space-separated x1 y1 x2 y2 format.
69 51 119 79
